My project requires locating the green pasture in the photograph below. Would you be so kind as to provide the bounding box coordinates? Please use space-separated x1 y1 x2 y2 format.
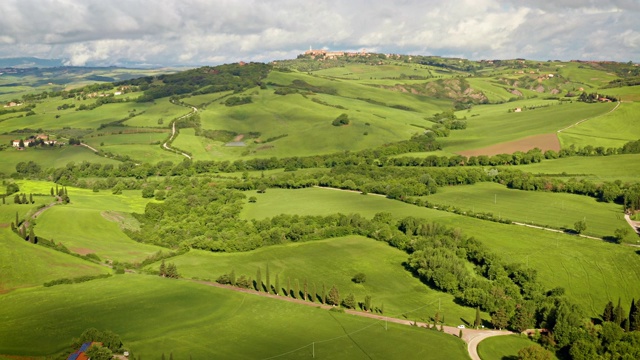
478 335 557 360
0 146 120 175
600 85 640 102
557 62 618 90
0 275 469 359
30 185 164 262
559 102 640 149
84 131 168 147
312 63 439 80
123 98 191 127
423 182 628 240
443 101 616 153
511 154 640 182
0 229 109 293
170 128 217 160
162 236 478 326
240 187 640 317
182 91 234 108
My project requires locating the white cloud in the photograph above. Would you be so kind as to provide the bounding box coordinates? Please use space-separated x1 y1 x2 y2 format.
0 0 637 66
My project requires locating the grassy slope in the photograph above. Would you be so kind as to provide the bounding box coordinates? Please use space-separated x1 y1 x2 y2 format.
0 275 469 359
162 236 478 327
442 101 616 152
478 335 558 360
0 229 110 293
0 146 120 174
32 185 165 262
240 187 640 317
423 182 628 240
559 102 640 149
508 154 640 182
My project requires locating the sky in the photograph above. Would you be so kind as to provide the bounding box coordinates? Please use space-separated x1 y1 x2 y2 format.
0 0 638 67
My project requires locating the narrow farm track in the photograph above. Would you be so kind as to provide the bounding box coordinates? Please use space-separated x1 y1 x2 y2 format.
162 103 197 159
557 101 621 133
189 279 514 360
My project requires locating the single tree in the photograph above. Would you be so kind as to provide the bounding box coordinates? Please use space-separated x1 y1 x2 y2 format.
50 187 54 196
15 212 19 227
159 259 166 277
287 277 292 297
574 219 587 234
248 196 257 203
342 293 356 309
229 269 236 285
364 295 372 312
613 298 625 326
459 329 463 338
311 282 316 302
303 279 308 301
491 308 509 330
322 283 327 304
14 194 21 204
29 193 33 204
28 226 36 244
275 273 280 295
603 301 614 322
294 279 300 299
265 264 271 293
327 285 340 306
474 306 482 329
255 267 262 291
352 273 366 283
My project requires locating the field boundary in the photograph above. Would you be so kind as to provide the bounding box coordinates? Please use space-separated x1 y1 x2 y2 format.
188 278 513 360
557 101 620 133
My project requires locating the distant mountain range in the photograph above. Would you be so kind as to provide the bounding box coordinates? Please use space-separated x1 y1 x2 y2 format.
0 57 171 69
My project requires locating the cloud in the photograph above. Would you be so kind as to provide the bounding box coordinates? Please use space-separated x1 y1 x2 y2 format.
0 0 637 66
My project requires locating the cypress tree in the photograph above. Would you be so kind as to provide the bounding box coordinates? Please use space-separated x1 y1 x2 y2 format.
294 279 299 299
474 306 481 328
287 277 291 297
459 329 463 338
311 282 316 302
322 283 327 304
603 301 614 322
14 194 20 204
629 299 637 329
159 259 166 277
613 298 625 326
29 193 33 204
275 274 280 296
50 187 54 196
381 302 384 315
255 267 262 291
21 193 27 204
15 212 19 226
364 295 372 312
631 302 640 332
28 227 35 244
265 264 271 293
229 269 236 286
303 279 308 301
327 285 340 306
2 195 5 204
55 184 59 196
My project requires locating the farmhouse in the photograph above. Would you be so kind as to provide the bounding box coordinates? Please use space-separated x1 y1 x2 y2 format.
3 101 21 108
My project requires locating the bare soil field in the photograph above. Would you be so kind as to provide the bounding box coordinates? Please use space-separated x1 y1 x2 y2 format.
458 133 560 157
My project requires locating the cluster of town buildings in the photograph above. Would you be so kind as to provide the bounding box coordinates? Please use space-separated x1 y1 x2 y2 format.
11 134 59 149
303 48 370 60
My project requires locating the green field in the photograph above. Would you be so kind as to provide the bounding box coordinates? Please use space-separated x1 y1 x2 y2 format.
0 229 110 293
559 102 640 149
162 236 478 327
509 154 640 182
28 183 165 262
0 146 120 174
240 187 640 317
423 182 628 240
442 101 616 153
0 275 469 359
478 335 557 360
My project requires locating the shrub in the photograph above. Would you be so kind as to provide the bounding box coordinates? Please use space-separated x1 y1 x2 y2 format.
352 273 366 283
332 113 350 126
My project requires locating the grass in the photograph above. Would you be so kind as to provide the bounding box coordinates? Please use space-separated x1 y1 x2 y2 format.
0 145 120 174
422 182 629 240
478 335 558 360
0 275 469 359
0 229 110 293
558 102 640 149
161 236 478 327
24 182 165 262
508 154 640 183
442 101 616 153
240 187 640 317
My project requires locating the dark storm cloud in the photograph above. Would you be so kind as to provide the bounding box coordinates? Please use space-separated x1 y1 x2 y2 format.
0 0 637 66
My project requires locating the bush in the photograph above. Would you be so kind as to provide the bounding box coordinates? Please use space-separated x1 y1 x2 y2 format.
332 113 350 126
352 273 366 283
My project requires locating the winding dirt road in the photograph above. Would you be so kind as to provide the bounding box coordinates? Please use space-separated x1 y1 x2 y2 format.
557 101 621 133
162 104 197 159
190 279 513 360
